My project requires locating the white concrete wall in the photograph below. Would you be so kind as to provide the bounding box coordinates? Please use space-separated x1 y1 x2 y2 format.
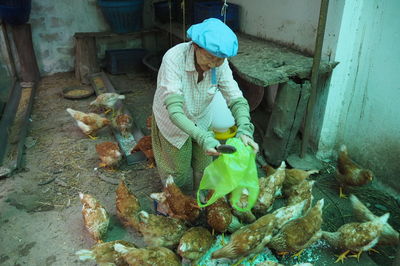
29 0 152 75
29 0 109 75
227 0 344 58
317 0 400 190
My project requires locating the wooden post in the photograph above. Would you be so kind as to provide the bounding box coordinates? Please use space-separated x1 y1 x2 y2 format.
10 24 40 82
75 36 99 84
262 80 311 165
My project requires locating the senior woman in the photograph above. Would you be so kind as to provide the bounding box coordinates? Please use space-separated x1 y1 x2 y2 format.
151 18 258 194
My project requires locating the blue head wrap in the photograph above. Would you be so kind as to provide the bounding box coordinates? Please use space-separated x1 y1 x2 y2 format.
187 18 238 58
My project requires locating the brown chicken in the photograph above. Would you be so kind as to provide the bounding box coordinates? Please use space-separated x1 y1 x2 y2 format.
114 242 181 266
79 193 110 243
76 240 136 265
284 168 319 189
229 188 257 224
116 180 142 231
212 200 307 261
350 194 399 246
285 180 316 212
322 212 389 263
137 210 187 249
112 113 133 138
206 192 242 234
268 199 324 258
66 108 110 139
150 175 200 222
90 92 125 114
177 227 214 263
131 135 155 168
253 161 286 215
95 142 122 169
263 164 318 189
336 144 373 198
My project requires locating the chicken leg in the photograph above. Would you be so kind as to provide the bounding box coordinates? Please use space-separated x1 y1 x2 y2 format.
339 187 347 198
335 250 350 263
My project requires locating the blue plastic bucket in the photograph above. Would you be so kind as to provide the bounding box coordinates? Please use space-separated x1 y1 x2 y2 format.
98 0 144 33
0 0 31 25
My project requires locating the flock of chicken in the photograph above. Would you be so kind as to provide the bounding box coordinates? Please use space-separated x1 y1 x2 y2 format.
66 92 155 169
73 137 399 265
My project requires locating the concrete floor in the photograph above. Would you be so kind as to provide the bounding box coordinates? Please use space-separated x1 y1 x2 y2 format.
0 71 398 265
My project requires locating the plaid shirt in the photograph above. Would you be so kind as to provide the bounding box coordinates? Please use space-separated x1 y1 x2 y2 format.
153 42 243 149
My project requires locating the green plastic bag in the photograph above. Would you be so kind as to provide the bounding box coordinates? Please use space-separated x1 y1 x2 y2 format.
197 138 259 211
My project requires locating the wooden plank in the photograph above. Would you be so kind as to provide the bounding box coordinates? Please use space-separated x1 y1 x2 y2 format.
287 80 311 149
88 72 146 165
10 24 40 82
75 36 99 84
0 23 17 81
0 83 22 164
262 80 302 165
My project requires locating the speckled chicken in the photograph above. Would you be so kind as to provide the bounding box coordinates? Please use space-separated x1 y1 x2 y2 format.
268 199 324 257
206 192 242 234
114 242 181 266
212 200 307 261
137 210 187 249
112 113 133 137
253 161 286 214
76 240 136 265
150 175 200 222
116 180 141 231
79 192 110 243
131 135 155 168
285 180 315 212
90 92 125 114
177 227 214 263
350 194 399 246
95 142 122 169
66 108 110 139
322 212 389 263
229 188 257 224
336 144 373 198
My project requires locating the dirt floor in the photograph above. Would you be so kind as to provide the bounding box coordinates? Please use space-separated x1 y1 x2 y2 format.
0 71 399 266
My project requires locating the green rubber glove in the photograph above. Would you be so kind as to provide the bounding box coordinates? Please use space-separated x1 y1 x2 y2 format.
229 97 255 138
165 94 220 152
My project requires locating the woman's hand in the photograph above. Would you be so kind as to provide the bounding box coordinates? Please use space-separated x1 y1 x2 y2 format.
205 147 221 156
239 135 259 153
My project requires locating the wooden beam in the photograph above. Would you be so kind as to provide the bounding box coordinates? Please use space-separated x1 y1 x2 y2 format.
262 80 310 165
10 24 40 82
75 36 99 84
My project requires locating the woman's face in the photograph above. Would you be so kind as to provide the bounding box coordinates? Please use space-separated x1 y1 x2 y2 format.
194 45 225 72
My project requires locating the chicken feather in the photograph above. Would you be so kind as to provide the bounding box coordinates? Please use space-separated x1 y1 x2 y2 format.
336 144 373 198
66 108 110 137
350 194 399 245
212 200 307 261
322 213 389 262
79 193 109 243
268 199 324 254
116 180 141 231
114 242 181 266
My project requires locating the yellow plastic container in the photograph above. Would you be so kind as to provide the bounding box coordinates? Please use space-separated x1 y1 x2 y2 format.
213 125 237 140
